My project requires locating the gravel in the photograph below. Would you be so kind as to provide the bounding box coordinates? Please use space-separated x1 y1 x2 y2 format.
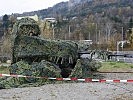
0 73 133 100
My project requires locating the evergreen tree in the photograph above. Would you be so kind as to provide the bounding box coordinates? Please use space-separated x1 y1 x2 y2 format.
129 18 133 28
2 14 9 31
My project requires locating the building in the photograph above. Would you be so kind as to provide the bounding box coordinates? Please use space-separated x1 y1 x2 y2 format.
43 18 57 29
40 18 57 39
44 18 57 23
79 40 93 45
17 14 39 22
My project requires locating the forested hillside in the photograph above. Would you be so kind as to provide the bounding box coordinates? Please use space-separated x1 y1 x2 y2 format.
0 0 133 50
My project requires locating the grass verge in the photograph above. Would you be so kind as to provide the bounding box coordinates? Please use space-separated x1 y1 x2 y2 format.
0 66 10 74
98 61 133 72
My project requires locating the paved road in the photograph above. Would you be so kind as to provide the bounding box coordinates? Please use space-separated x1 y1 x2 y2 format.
112 51 133 63
81 54 133 63
111 57 133 64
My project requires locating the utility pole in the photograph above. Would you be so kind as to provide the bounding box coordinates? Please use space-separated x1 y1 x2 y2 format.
98 30 101 44
122 27 124 41
106 28 108 42
53 28 55 39
121 27 124 51
88 32 90 40
69 25 71 40
95 23 98 43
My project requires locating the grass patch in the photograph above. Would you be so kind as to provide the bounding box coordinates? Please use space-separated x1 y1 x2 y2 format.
0 66 10 74
113 65 120 68
109 62 116 66
98 61 133 72
130 66 133 68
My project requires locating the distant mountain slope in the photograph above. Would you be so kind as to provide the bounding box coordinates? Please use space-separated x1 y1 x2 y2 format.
1 0 133 50
18 1 69 19
16 0 133 20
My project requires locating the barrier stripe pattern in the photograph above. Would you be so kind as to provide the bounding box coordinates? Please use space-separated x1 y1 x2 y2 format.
0 74 133 83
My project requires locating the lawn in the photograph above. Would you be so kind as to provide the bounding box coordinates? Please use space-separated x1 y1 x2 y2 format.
0 61 133 74
0 65 10 74
98 61 133 72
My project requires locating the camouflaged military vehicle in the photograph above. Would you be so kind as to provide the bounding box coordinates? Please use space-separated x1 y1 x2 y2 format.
10 17 81 78
0 18 101 89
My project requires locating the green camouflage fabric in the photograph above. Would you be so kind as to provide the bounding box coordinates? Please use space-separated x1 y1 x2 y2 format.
81 58 101 72
0 60 62 89
0 18 102 89
69 58 102 78
7 18 79 88
10 60 61 79
69 59 83 78
12 17 40 37
12 35 78 66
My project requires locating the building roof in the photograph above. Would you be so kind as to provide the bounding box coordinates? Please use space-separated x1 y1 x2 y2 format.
44 18 56 23
17 14 39 22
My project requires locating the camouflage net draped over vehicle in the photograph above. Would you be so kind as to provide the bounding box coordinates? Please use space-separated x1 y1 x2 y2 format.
0 58 101 89
12 17 40 37
12 35 78 67
0 60 62 88
0 18 101 89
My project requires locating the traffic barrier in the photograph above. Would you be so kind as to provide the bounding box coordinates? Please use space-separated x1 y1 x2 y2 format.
0 74 133 83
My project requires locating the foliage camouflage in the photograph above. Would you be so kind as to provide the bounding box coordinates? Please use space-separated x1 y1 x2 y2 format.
81 58 102 72
0 18 102 89
12 35 79 67
69 59 83 78
10 60 61 79
69 58 101 78
12 17 40 37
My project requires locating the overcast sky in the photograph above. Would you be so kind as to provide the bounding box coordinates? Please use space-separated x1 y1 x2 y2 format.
0 0 68 16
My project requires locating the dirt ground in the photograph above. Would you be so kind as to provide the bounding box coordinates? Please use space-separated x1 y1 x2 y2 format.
0 73 133 100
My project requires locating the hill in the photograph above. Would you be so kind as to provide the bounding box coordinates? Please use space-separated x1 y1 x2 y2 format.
1 0 133 50
16 0 133 19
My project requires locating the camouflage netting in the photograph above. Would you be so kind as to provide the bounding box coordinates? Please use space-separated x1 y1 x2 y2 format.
69 59 83 78
0 18 102 89
12 17 40 37
0 59 62 89
77 41 90 51
0 58 102 89
12 35 78 66
10 60 61 79
81 58 101 72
